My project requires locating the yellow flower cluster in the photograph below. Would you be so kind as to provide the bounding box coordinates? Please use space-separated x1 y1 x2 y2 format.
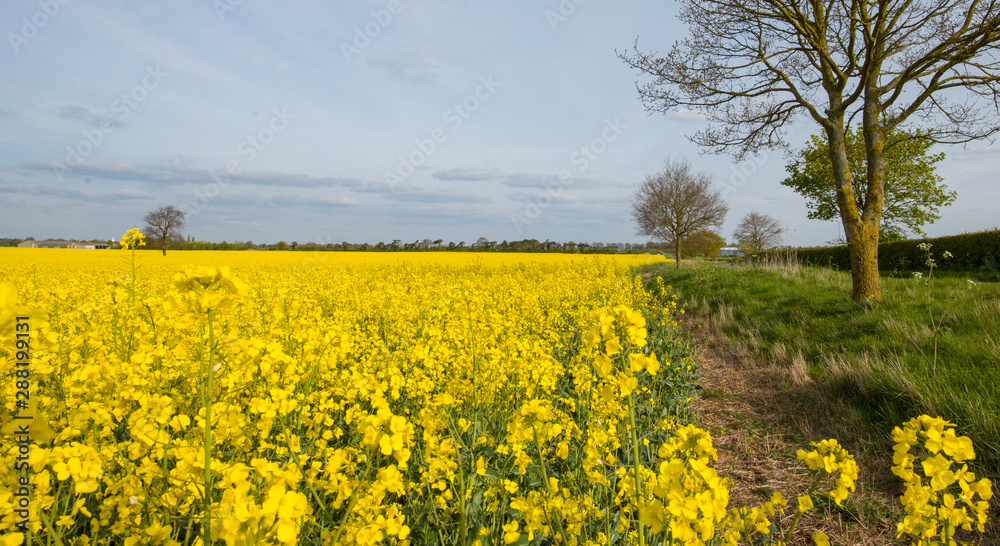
892 415 993 543
796 439 858 505
120 228 146 249
634 425 730 542
722 491 786 544
0 247 992 545
0 249 680 544
30 442 104 494
167 265 248 315
213 462 312 545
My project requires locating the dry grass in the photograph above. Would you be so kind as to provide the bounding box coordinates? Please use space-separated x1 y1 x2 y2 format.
686 318 910 544
684 310 1000 545
654 260 1000 543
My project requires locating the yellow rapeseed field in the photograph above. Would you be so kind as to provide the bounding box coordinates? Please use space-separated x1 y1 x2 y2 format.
0 244 991 545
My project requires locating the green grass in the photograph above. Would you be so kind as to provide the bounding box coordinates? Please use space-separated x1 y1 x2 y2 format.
642 259 1000 483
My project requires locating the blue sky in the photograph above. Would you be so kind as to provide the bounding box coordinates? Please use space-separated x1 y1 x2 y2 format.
2 1 998 247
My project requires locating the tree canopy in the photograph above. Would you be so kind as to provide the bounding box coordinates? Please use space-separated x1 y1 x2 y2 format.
143 205 186 256
783 128 954 237
621 0 1000 301
733 212 785 254
632 157 728 268
682 229 727 258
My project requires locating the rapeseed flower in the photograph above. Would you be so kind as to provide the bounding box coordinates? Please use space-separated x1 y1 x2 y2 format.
0 247 988 545
119 228 145 249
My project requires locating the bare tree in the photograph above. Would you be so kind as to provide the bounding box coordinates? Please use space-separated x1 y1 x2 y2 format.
621 0 1000 301
632 157 728 268
733 211 785 255
143 205 186 256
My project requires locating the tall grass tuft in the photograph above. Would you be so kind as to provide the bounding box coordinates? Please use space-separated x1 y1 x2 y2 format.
645 258 1000 484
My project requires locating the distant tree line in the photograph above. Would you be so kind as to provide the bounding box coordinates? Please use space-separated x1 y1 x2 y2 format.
173 237 672 254
3 235 677 254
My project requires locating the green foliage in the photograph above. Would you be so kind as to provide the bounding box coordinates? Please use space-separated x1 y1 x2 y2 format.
782 127 955 236
788 229 1000 275
879 226 907 242
646 260 1000 478
681 230 726 258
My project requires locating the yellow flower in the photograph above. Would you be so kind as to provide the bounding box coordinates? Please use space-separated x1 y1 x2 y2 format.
0 282 21 336
1 534 25 546
921 453 956 491
144 521 172 542
812 531 830 546
503 521 520 544
639 498 667 534
605 334 622 355
797 495 814 513
378 465 406 495
120 228 146 249
893 414 993 541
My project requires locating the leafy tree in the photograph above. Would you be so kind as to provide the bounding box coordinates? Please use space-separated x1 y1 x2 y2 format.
733 211 785 254
621 0 1000 301
143 205 185 256
783 128 954 237
632 157 728 268
681 230 726 258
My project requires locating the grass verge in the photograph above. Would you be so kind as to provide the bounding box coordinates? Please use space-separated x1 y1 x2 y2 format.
641 258 1000 491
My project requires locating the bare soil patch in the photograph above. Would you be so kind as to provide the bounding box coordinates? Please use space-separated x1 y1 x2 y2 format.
686 320 903 544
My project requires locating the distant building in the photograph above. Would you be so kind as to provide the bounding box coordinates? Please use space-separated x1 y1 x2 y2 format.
718 246 744 257
18 239 109 249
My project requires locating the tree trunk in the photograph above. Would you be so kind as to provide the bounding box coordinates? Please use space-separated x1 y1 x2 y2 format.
826 121 882 301
162 248 167 256
854 65 888 303
674 240 681 268
847 224 881 301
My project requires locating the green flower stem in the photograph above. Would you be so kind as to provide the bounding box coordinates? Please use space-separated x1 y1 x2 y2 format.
532 424 570 544
331 448 376 545
781 472 825 544
202 308 216 544
421 476 449 545
37 510 66 546
627 390 646 546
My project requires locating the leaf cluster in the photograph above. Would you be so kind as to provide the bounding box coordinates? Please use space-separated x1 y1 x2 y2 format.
782 128 954 236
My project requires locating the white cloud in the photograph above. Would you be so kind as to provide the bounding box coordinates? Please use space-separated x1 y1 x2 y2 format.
365 50 445 84
667 109 708 122
432 168 499 181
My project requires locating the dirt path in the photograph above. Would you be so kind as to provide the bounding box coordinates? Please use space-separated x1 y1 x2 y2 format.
685 321 902 544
